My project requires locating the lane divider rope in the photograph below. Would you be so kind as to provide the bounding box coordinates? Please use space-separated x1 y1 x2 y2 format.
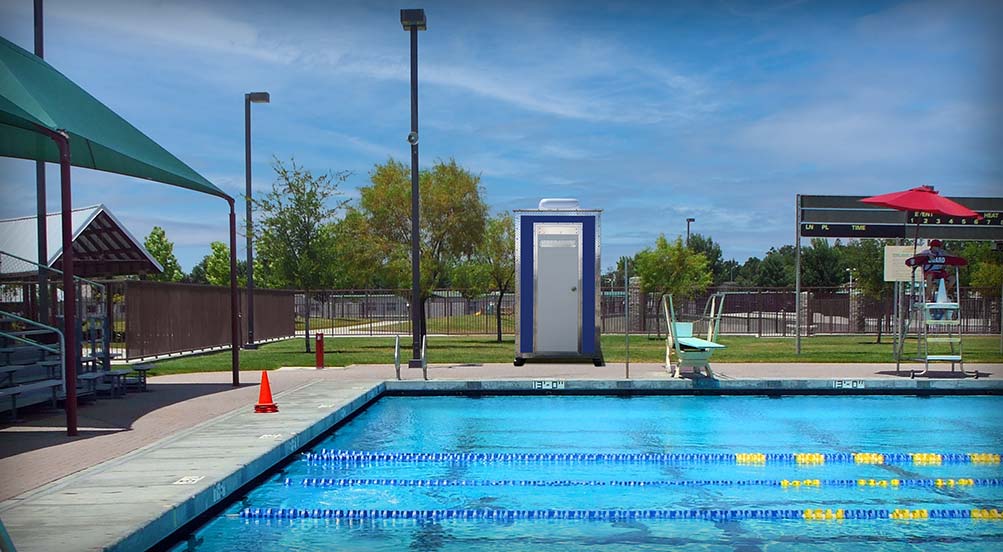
284 477 1001 488
302 450 1003 465
239 507 1003 521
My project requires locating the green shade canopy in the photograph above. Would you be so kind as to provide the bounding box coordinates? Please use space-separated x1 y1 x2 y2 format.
0 35 229 200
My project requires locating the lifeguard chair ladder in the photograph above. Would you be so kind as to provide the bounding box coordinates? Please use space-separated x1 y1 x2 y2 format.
895 265 974 378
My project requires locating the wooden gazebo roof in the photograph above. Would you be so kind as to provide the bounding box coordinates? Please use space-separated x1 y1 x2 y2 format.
0 204 163 278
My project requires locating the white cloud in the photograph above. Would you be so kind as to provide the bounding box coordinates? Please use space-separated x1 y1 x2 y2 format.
46 0 298 64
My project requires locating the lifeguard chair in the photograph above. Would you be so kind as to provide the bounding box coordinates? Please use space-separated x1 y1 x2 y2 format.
895 252 975 378
662 293 727 378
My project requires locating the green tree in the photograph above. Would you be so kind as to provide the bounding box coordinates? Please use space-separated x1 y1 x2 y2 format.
253 158 350 351
202 241 246 287
843 239 894 341
142 226 184 282
186 257 208 284
687 233 728 284
736 256 761 287
353 158 488 336
801 238 846 287
634 234 712 300
757 246 796 287
952 241 1003 288
475 213 516 342
328 210 395 289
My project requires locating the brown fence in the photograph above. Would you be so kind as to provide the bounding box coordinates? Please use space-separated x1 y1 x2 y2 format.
105 281 295 359
301 286 1000 338
615 286 1000 337
88 282 997 358
296 290 517 336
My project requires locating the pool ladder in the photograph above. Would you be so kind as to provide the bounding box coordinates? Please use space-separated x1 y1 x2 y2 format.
394 335 427 381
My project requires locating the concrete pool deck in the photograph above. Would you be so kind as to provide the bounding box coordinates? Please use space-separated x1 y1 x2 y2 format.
1 360 1001 551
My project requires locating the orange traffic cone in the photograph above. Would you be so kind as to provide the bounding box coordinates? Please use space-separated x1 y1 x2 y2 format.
254 371 279 413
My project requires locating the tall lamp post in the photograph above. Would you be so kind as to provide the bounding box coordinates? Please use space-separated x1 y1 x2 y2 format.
244 91 270 349
401 8 426 368
686 217 695 246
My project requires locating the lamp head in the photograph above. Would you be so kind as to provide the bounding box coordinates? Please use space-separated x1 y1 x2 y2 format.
247 92 270 104
686 217 696 223
401 8 427 31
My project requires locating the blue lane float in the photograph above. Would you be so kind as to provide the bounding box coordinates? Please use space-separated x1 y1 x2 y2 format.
284 477 1003 488
301 450 1002 465
239 507 998 522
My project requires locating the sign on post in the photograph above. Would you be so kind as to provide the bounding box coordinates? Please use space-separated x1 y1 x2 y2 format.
884 246 915 282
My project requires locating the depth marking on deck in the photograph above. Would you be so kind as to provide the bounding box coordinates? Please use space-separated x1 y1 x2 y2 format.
259 434 283 440
173 476 205 485
534 380 567 390
833 380 866 389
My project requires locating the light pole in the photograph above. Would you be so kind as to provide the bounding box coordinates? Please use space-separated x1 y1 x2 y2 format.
402 8 426 368
244 91 270 349
686 217 695 246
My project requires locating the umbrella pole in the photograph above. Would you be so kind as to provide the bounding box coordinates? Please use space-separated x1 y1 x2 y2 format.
35 126 77 436
228 199 241 386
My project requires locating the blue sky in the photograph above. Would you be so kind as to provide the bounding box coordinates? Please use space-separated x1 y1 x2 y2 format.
1 0 1000 273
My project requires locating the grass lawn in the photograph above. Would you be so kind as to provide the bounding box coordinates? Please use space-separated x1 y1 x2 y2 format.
147 334 1002 376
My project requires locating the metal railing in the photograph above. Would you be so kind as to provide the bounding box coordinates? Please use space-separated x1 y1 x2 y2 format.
0 309 66 394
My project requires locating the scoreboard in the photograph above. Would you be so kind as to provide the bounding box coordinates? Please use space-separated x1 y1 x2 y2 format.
797 195 1003 240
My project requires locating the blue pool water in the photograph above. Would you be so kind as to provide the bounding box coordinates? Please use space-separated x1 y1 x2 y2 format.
175 395 1003 551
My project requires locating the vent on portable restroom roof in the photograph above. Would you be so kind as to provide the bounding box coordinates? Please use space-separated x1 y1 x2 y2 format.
538 198 580 210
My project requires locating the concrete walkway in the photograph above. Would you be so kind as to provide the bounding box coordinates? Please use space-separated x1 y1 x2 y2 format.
0 361 1000 551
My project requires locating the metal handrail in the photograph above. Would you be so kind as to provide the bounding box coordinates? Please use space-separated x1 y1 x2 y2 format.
0 309 66 393
421 335 427 381
393 335 401 380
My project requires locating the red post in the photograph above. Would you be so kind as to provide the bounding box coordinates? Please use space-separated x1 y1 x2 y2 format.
315 333 324 369
36 126 77 436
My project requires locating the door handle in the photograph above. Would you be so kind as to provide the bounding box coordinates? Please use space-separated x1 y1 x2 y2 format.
571 286 577 292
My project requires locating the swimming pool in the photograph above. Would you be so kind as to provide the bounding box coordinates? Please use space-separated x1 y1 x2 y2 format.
173 395 1003 551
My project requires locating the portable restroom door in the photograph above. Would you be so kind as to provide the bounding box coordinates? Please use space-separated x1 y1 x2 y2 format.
534 223 582 353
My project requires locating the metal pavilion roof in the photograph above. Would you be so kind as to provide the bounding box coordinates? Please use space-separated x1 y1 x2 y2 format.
0 204 163 278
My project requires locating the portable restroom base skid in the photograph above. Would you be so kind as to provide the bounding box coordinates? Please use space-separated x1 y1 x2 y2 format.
513 203 603 367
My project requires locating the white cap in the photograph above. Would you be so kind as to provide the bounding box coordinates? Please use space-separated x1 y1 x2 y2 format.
538 198 580 210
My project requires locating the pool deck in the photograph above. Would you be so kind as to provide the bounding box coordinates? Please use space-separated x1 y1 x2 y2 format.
1 360 1001 551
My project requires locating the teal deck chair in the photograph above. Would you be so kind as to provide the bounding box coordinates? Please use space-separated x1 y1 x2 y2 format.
662 294 727 378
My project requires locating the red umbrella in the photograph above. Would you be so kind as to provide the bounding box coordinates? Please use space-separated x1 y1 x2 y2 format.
860 185 981 265
860 185 981 218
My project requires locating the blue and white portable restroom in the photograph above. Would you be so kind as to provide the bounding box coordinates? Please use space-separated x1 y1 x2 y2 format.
513 198 603 366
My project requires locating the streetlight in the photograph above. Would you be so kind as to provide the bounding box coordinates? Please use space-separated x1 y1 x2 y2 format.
686 217 695 246
402 8 426 368
244 91 270 349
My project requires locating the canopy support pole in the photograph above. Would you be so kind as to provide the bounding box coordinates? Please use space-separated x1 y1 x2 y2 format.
228 199 241 386
35 125 77 436
34 0 49 326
